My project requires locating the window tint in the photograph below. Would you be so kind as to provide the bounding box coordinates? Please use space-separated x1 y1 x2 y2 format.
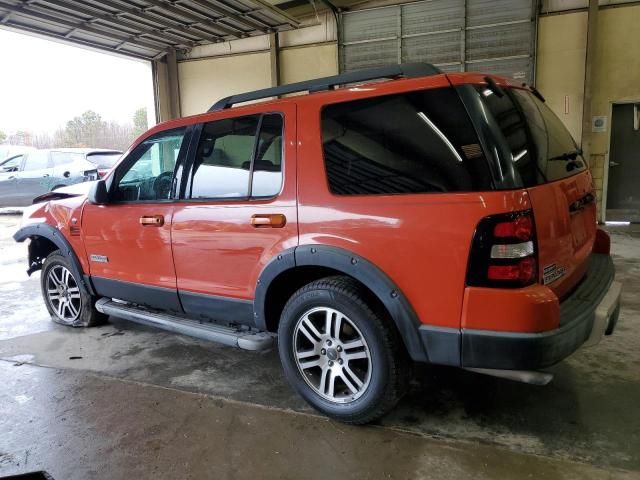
321 88 492 195
23 151 50 171
114 128 186 201
51 152 85 166
476 87 585 186
189 113 284 199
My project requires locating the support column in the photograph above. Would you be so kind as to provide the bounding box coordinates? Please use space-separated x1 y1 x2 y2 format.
580 0 598 166
152 49 181 122
269 33 280 87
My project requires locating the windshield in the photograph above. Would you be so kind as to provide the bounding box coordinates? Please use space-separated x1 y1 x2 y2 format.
86 152 122 169
474 86 586 187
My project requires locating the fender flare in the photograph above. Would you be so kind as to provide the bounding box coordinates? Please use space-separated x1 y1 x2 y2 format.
254 245 427 362
13 223 94 296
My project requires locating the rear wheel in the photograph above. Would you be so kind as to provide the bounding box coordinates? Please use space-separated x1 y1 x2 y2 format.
278 276 409 424
41 251 107 327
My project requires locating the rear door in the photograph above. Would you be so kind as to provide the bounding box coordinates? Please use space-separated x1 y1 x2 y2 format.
171 106 297 326
0 155 23 206
476 85 596 298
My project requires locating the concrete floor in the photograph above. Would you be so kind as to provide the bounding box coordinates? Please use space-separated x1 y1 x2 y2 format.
0 213 638 479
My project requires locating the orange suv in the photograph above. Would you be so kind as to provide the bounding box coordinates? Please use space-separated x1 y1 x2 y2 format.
15 64 622 423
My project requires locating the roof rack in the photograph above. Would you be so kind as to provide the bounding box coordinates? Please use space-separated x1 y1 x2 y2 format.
208 63 441 112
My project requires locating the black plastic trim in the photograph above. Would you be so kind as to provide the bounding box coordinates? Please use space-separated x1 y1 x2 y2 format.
209 63 441 111
255 245 427 362
92 276 182 313
253 247 297 330
179 290 255 327
419 326 461 366
13 223 94 296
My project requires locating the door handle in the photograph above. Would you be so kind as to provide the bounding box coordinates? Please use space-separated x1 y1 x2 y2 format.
609 161 620 167
8 175 15 180
140 215 165 226
251 214 286 228
42 173 50 177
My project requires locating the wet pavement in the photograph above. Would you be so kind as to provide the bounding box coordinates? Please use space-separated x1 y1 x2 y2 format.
1 214 639 479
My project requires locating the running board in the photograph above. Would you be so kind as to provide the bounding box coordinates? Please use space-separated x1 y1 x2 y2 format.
95 298 275 351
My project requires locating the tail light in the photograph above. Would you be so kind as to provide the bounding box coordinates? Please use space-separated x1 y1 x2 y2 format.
466 210 538 288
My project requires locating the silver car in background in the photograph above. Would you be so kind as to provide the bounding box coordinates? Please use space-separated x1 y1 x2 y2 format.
0 148 120 207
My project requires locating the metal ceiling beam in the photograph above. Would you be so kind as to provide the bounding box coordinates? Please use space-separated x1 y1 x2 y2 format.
182 0 272 32
142 0 251 38
95 0 227 44
0 0 167 52
0 20 153 59
36 0 196 48
247 0 300 27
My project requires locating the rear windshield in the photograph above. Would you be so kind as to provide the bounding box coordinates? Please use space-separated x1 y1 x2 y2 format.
321 87 493 195
86 152 121 169
475 86 586 187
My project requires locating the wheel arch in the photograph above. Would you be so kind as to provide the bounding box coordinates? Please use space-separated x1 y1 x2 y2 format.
13 223 94 295
255 245 427 362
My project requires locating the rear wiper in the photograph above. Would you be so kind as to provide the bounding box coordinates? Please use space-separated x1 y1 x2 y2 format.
549 149 583 161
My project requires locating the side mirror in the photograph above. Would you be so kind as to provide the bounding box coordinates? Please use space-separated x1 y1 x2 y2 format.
88 180 109 205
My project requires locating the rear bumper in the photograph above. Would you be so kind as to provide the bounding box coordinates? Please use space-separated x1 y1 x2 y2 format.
420 254 621 370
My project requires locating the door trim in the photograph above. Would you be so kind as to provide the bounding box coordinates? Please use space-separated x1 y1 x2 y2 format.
179 290 255 327
92 276 182 313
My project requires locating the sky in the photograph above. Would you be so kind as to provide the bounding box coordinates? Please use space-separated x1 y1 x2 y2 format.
0 28 155 135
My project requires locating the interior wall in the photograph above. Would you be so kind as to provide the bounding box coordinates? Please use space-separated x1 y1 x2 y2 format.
591 4 640 216
279 43 338 84
536 12 587 143
177 52 273 116
536 4 640 220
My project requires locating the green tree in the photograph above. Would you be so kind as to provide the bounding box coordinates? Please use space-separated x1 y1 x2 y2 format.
63 110 107 147
133 107 148 137
0 130 6 143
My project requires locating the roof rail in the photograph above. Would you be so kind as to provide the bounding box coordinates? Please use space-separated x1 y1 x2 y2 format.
208 63 441 112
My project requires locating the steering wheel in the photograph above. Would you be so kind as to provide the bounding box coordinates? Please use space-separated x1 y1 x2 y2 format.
153 172 174 199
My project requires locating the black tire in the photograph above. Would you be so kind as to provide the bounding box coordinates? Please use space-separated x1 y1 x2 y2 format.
278 276 410 424
41 251 107 327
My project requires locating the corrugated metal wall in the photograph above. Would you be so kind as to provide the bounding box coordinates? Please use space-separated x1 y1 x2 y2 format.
340 0 537 83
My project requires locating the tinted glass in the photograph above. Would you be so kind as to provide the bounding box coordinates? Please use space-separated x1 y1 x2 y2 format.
321 88 492 195
476 87 585 186
114 128 185 201
23 151 50 171
51 152 85 166
87 152 122 169
251 114 283 197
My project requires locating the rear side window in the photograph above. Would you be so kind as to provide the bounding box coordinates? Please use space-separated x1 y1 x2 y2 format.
476 86 586 186
51 152 85 166
189 113 283 199
321 88 493 195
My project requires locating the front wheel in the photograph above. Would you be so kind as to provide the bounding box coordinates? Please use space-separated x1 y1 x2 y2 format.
41 251 107 327
278 276 409 424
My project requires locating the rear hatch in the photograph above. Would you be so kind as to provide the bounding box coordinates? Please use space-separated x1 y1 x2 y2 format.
467 82 597 298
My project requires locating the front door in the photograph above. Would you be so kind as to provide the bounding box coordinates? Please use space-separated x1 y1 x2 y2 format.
606 103 640 222
15 150 53 205
171 106 297 326
82 127 190 312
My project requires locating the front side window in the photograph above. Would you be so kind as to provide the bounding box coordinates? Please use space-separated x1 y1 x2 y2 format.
189 113 284 199
1 155 22 172
113 128 186 202
23 151 50 171
321 88 493 195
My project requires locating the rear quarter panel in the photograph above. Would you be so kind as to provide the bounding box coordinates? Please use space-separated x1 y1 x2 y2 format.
296 81 532 329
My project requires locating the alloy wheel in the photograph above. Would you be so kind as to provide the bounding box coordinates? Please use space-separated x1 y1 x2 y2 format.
293 307 372 404
46 265 82 322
